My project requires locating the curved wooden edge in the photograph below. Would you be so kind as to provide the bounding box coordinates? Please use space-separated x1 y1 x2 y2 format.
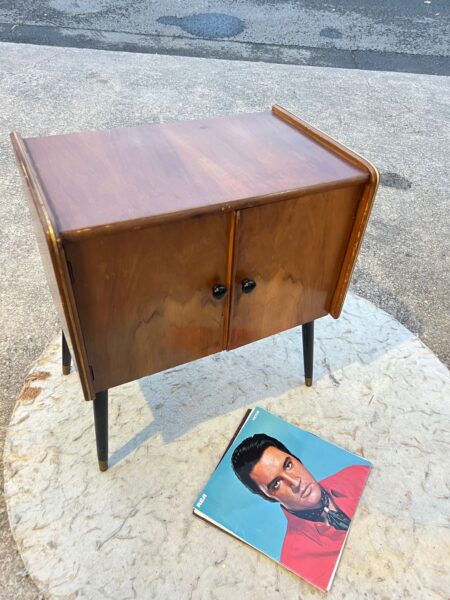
272 104 380 318
329 177 379 318
10 132 95 401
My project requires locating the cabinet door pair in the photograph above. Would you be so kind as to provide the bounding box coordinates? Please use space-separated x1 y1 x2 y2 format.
64 184 361 393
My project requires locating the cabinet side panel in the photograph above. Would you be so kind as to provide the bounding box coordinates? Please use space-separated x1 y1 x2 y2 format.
330 179 379 317
10 133 95 400
64 212 232 392
228 185 363 350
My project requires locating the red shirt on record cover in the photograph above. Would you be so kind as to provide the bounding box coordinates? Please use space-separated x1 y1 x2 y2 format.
280 464 370 591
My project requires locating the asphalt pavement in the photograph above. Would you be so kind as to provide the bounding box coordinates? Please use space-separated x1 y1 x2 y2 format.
0 0 449 74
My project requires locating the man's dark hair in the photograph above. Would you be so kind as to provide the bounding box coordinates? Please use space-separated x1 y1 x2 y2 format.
231 433 299 502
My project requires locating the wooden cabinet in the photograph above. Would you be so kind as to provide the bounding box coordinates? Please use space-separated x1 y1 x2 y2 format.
11 105 379 471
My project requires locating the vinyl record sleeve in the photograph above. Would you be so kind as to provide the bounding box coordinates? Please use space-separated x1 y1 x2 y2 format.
193 407 372 592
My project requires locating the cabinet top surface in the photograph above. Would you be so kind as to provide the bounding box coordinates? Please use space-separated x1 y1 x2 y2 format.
19 109 369 236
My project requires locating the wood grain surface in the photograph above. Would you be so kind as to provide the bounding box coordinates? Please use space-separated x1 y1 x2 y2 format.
22 111 368 237
228 185 363 349
64 212 232 392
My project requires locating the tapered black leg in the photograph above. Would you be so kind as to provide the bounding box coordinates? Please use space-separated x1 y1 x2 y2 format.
93 390 108 471
302 321 314 387
62 331 71 375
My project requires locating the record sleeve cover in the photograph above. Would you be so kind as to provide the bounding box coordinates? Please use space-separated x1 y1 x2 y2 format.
193 407 372 592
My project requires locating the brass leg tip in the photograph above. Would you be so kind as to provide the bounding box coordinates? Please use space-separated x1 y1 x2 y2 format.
98 460 108 472
63 365 71 375
305 377 313 387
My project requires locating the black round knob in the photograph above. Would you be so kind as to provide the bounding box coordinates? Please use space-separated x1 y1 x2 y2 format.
241 278 256 294
212 283 227 299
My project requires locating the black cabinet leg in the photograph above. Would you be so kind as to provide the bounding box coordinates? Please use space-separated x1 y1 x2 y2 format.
302 321 314 387
93 390 108 472
62 331 71 375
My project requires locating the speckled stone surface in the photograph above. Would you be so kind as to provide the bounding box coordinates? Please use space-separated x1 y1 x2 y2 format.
3 294 450 599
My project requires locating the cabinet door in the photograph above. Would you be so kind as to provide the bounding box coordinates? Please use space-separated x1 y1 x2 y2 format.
228 185 363 350
64 212 232 392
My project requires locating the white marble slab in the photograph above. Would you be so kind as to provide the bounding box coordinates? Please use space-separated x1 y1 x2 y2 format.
3 294 450 599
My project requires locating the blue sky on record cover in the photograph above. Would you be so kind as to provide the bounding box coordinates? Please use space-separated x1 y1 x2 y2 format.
195 407 372 561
